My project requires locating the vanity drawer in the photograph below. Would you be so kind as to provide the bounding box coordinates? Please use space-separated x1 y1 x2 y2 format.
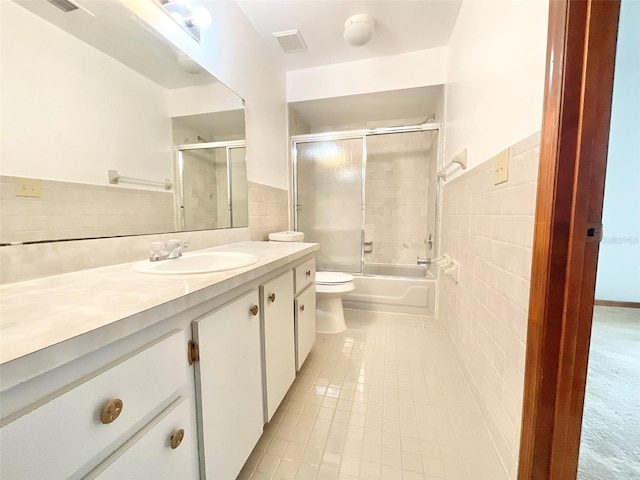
294 258 316 295
86 396 197 480
0 329 188 480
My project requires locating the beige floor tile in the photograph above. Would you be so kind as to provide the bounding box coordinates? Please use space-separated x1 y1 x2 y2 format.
238 310 506 480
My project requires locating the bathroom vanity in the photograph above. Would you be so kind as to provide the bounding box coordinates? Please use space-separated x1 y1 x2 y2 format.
0 241 318 479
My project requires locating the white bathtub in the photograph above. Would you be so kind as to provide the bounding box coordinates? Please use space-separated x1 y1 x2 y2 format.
342 263 436 316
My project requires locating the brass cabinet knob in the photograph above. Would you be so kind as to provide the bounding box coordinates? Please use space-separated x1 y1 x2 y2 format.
250 305 259 316
170 428 185 449
300 304 305 312
306 270 311 277
268 293 276 303
100 398 123 424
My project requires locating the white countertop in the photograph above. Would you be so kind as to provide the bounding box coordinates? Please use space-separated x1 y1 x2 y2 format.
0 241 318 369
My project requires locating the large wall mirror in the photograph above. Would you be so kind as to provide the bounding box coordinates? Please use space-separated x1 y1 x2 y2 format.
0 0 247 245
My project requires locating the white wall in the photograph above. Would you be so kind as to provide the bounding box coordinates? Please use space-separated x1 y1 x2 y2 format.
168 83 244 117
439 0 549 474
595 0 640 303
286 48 447 102
120 0 288 190
0 1 173 186
443 0 548 178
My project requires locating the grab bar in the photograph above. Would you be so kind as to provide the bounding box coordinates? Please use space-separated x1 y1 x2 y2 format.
436 148 467 180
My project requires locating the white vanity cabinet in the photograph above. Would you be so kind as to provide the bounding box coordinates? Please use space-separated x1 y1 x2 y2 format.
0 329 197 480
293 258 316 371
0 244 318 480
86 396 196 479
192 289 264 480
295 284 316 371
261 269 295 422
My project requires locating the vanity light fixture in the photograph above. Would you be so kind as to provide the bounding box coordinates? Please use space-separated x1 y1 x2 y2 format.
155 0 212 42
343 14 375 47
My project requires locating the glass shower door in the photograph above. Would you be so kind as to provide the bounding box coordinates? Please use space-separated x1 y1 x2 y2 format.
296 138 363 272
229 146 248 227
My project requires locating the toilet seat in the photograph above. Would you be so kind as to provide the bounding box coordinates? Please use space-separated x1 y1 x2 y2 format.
315 282 355 294
315 271 354 285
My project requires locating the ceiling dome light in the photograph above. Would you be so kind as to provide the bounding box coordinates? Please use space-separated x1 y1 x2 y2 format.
343 14 375 47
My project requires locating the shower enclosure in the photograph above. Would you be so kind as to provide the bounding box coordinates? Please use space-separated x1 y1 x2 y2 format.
293 125 440 273
292 124 440 315
175 141 248 230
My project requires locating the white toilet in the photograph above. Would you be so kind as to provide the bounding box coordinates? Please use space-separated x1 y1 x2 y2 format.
268 231 355 333
315 271 355 333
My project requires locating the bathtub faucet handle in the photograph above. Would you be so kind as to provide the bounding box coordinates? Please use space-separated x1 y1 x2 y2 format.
416 257 431 266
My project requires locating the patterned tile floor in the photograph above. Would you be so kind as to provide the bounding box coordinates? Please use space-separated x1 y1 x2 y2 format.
238 309 508 480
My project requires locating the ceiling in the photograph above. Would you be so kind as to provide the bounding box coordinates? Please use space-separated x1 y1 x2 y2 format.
236 0 463 71
290 85 443 130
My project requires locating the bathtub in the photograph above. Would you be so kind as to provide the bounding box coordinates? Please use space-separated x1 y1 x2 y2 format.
342 263 436 316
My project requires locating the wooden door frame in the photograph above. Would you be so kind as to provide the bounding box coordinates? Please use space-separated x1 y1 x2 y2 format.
518 0 621 479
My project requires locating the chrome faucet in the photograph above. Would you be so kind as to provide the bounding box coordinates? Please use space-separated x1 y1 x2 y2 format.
150 239 190 262
417 257 432 266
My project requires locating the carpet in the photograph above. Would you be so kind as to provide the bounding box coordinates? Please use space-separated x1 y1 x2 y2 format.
577 306 640 479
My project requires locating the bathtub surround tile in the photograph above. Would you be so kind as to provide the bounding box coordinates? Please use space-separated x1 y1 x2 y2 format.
364 131 439 266
241 310 507 480
248 182 289 241
437 131 540 477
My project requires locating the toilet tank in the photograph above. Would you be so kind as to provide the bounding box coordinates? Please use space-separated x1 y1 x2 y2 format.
268 231 304 242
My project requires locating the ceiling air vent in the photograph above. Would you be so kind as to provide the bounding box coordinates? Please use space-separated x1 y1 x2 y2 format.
273 29 307 53
46 0 80 13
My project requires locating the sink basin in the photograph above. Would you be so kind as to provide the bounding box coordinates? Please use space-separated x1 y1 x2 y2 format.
132 252 260 275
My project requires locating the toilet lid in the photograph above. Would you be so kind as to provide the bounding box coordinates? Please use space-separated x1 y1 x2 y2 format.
316 271 354 284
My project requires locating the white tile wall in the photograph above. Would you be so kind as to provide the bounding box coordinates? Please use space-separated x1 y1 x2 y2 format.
248 182 289 241
0 180 288 284
0 227 251 284
437 132 540 477
0 176 175 243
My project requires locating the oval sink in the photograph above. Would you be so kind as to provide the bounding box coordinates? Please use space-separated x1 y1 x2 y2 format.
132 252 260 275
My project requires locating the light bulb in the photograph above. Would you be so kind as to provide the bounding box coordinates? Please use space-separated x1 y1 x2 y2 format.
191 6 211 28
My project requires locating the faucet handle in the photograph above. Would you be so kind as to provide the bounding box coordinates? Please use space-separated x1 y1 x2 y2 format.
166 239 187 259
149 241 165 262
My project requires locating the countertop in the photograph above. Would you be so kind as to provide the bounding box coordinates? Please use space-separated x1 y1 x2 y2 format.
0 241 318 373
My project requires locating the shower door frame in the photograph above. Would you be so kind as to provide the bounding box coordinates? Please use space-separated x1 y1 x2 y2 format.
175 140 247 230
291 123 443 274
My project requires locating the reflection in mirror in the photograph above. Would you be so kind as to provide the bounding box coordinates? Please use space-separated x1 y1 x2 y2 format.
0 0 247 245
177 143 247 231
171 109 247 230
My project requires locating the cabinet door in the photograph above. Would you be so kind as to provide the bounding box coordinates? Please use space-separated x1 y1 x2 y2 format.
261 270 295 421
87 397 197 480
193 289 263 480
295 285 316 371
